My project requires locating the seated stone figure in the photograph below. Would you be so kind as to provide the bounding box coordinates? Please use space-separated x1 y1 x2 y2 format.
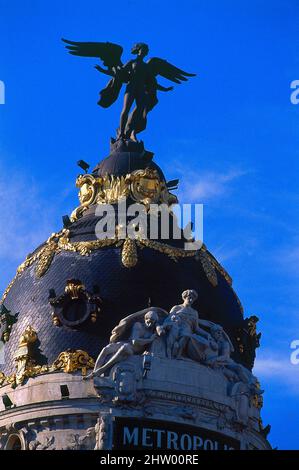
162 291 261 396
163 289 218 361
85 307 167 378
162 311 183 358
205 324 263 395
86 288 261 400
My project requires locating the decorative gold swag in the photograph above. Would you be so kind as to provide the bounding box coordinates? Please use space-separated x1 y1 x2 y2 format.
0 227 237 305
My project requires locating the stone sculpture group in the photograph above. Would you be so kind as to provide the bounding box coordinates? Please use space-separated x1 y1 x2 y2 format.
86 289 262 398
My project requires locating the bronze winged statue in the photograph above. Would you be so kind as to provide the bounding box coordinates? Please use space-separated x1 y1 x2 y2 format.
62 39 195 141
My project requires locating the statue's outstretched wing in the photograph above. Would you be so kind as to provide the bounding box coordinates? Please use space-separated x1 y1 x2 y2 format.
110 307 168 343
62 38 123 69
147 57 196 84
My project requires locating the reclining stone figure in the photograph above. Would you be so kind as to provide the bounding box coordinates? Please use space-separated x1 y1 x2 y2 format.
85 307 167 379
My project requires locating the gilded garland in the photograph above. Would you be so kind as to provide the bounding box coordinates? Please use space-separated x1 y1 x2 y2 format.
0 168 239 305
0 225 236 305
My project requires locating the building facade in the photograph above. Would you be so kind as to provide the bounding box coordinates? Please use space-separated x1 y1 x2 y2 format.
0 139 271 450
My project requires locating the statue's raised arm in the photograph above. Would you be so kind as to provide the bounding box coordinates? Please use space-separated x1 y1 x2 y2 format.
62 38 126 109
62 39 124 74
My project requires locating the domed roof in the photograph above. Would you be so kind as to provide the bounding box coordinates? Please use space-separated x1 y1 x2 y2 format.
1 141 246 376
92 139 165 181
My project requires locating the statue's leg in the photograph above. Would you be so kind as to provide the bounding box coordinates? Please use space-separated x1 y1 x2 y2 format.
126 92 146 141
124 110 135 140
93 343 120 371
166 334 173 358
176 335 189 358
166 326 179 358
119 92 134 138
84 343 121 379
92 344 134 377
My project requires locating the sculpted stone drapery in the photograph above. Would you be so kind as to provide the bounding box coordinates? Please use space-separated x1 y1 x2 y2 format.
85 307 168 379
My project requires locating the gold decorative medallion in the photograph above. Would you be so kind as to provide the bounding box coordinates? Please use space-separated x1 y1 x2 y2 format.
70 169 177 222
129 168 161 205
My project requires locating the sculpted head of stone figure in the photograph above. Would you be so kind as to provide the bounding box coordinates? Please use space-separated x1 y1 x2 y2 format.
144 310 159 329
211 325 224 341
181 289 198 306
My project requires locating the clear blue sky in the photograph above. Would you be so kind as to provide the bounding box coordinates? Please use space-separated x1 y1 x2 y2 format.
0 0 298 449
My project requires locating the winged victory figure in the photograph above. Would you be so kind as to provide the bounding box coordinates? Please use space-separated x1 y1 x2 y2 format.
62 39 195 141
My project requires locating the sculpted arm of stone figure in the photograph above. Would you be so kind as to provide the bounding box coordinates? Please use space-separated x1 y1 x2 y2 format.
169 306 180 314
213 341 231 363
89 342 134 379
160 312 176 332
195 325 213 340
197 318 220 330
85 320 147 379
131 323 156 351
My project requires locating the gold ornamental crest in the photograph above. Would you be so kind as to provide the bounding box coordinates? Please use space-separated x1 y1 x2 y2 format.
129 168 162 205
